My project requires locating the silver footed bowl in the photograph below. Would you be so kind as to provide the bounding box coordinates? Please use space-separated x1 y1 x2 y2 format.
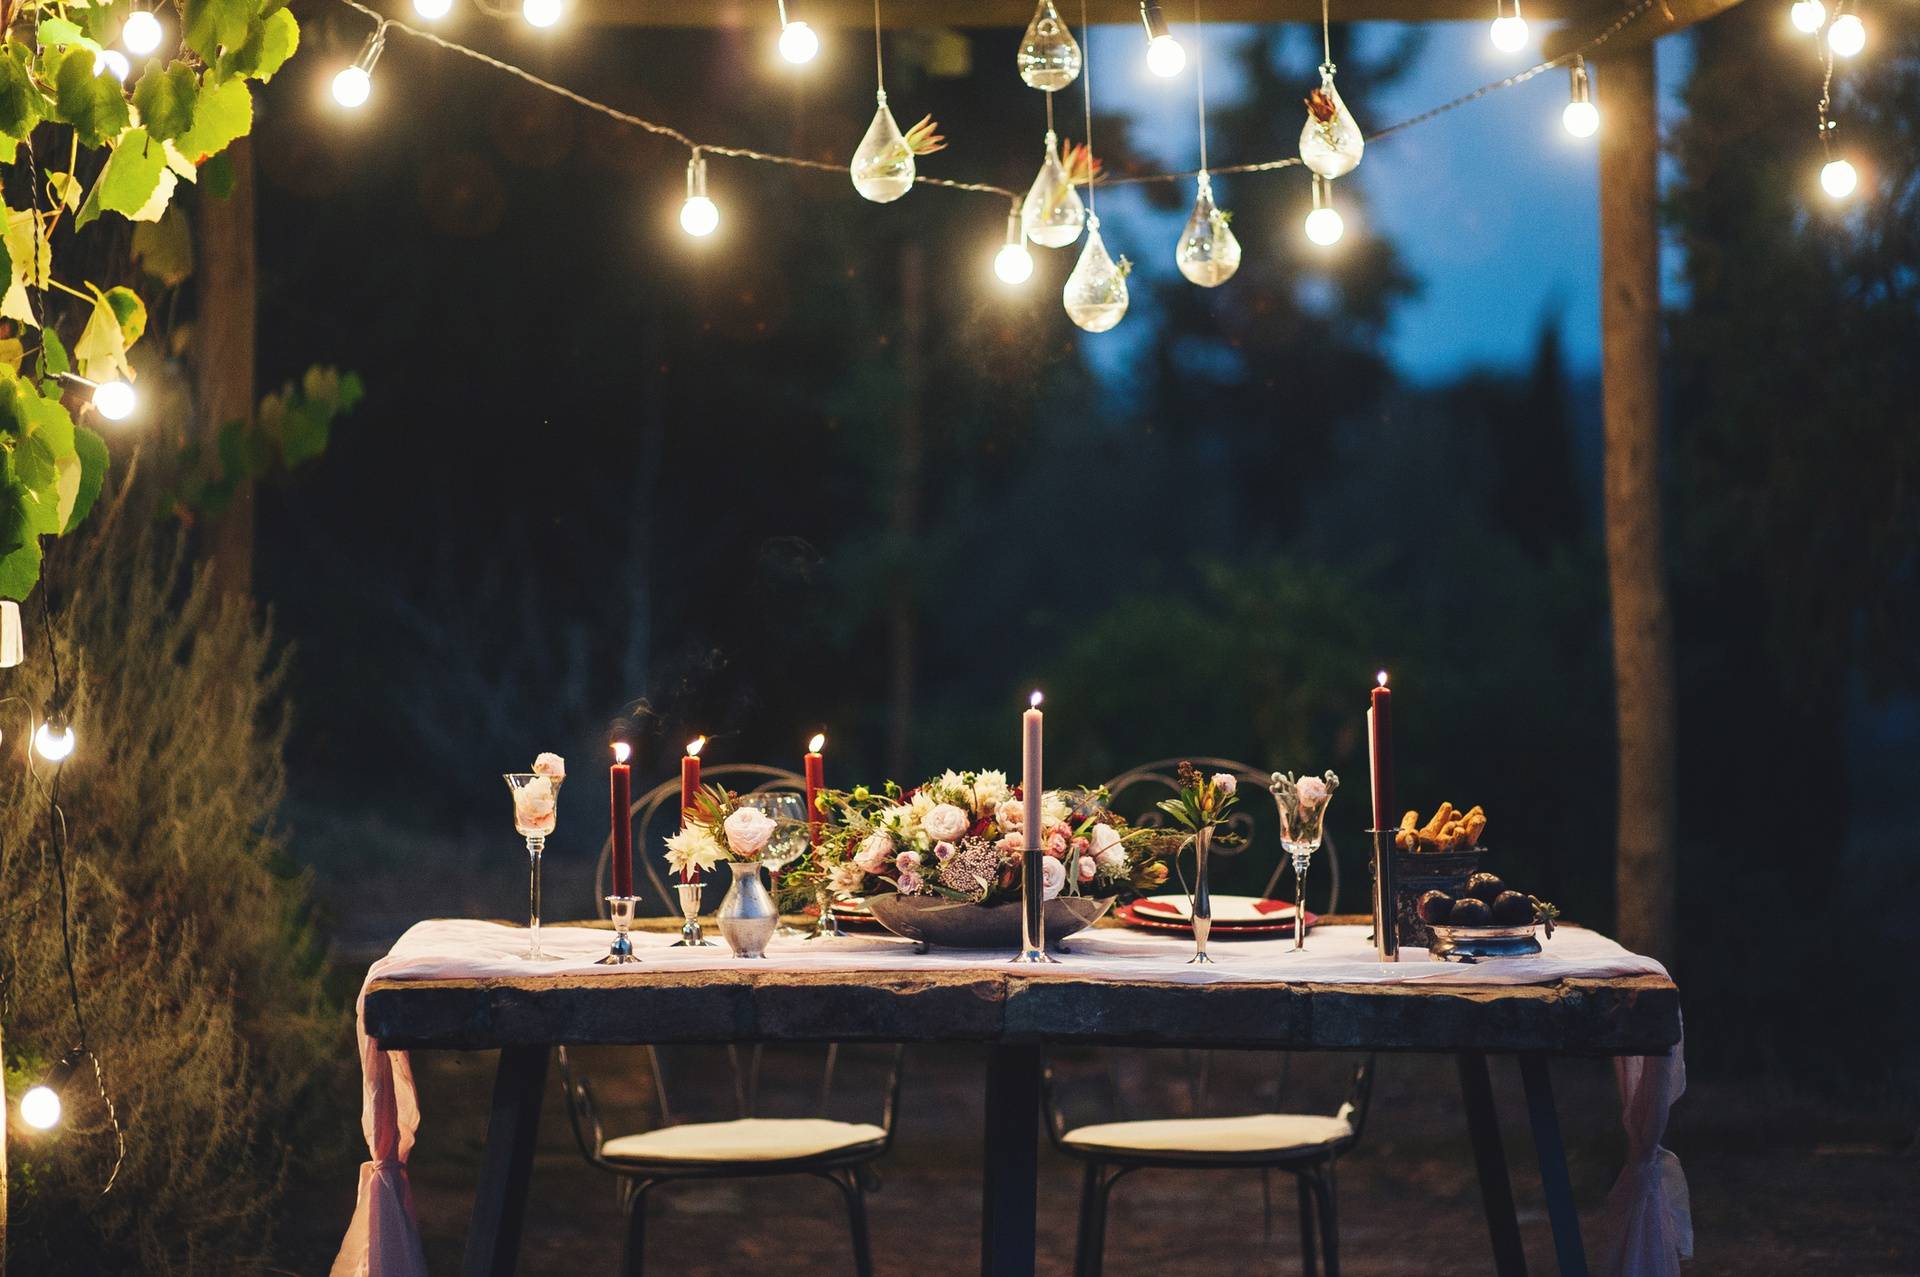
1427 922 1543 963
864 894 1113 949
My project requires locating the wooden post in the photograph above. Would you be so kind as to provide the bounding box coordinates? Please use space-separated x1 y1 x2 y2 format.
1595 43 1677 965
1 1016 8 1272
195 137 258 599
886 244 924 778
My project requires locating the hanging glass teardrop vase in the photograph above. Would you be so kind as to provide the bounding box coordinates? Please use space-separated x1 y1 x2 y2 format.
850 92 915 203
1062 214 1129 333
1017 0 1082 91
1175 171 1241 287
1299 65 1364 180
1021 130 1085 249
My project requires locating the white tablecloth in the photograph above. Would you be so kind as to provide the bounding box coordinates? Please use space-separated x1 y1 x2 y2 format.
333 920 1689 1276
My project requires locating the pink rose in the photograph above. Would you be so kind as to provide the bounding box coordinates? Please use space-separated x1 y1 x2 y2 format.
532 752 566 780
1072 836 1091 856
897 869 925 894
853 831 894 874
1041 857 1066 900
723 806 777 857
895 850 923 874
995 800 1025 831
1078 855 1096 883
1211 772 1237 796
1045 830 1069 859
995 834 1024 858
934 841 958 862
1297 776 1330 807
923 803 969 842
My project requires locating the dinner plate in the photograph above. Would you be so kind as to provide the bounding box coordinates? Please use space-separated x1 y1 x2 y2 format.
1114 901 1313 938
1132 894 1303 925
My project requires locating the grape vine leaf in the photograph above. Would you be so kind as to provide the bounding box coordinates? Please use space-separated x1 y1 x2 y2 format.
37 325 71 379
174 77 250 163
132 207 194 285
52 45 132 147
132 62 198 141
2 207 51 326
221 8 298 82
79 127 170 227
184 0 254 62
64 423 108 534
74 286 147 381
34 17 93 50
0 536 42 599
0 44 44 149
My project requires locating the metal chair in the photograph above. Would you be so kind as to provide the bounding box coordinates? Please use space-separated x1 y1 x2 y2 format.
558 1042 906 1277
1043 1051 1375 1277
594 764 805 918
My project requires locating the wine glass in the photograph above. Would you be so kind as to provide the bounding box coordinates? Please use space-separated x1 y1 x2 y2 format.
742 792 810 938
503 772 563 960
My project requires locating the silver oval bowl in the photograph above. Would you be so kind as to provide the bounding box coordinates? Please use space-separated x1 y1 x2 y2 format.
864 894 1113 949
1427 922 1543 963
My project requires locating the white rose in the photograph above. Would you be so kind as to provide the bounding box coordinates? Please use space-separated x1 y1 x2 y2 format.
723 806 777 857
995 800 1025 831
1041 856 1066 900
1211 772 1238 796
1090 823 1127 869
853 831 894 874
1041 792 1071 827
513 776 557 831
1296 775 1329 807
827 862 867 896
532 752 566 780
923 802 969 842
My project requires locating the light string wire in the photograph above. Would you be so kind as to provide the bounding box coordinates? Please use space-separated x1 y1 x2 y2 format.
1193 0 1208 174
1079 0 1095 216
334 0 1654 204
1815 0 1839 157
872 0 884 95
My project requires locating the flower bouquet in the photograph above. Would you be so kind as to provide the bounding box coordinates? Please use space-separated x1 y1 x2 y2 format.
810 769 1174 949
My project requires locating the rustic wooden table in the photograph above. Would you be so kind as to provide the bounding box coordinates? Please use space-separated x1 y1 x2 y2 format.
363 920 1681 1277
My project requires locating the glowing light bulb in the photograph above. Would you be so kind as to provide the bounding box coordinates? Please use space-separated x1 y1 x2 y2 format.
680 152 718 237
94 49 131 81
1820 157 1857 198
20 1085 61 1130
1563 57 1598 137
1826 12 1863 55
414 0 452 18
332 65 371 107
92 378 135 421
122 9 164 54
523 0 562 28
779 20 818 63
995 211 1035 284
1490 13 1529 52
1789 0 1825 31
1146 34 1186 76
1306 176 1345 246
34 717 75 762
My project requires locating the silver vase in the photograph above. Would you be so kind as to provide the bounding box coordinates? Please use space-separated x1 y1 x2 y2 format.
718 861 779 958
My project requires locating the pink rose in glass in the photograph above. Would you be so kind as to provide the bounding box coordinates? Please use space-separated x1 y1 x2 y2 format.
1296 775 1330 808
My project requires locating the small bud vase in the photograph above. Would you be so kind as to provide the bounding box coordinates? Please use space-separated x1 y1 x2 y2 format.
718 860 779 958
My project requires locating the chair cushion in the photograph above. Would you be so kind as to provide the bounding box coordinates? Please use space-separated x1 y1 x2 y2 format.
1060 1113 1353 1159
601 1117 887 1164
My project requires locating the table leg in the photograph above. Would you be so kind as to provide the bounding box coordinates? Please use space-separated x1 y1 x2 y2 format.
1519 1054 1589 1277
1457 1052 1527 1277
464 1045 549 1277
981 1043 1041 1277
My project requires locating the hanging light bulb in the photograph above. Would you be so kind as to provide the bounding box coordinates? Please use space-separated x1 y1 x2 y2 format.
1820 156 1858 198
523 0 562 28
779 20 818 63
92 378 136 420
1789 0 1826 31
1563 56 1599 138
850 91 915 203
994 209 1035 285
1305 175 1344 246
1062 213 1129 332
122 8 164 54
1140 2 1185 77
414 0 453 20
1017 0 1081 91
34 712 75 762
19 1053 81 1131
1490 0 1529 52
331 24 385 109
1299 64 1364 179
680 152 719 236
1826 12 1863 55
1021 130 1085 248
93 49 131 81
1175 170 1240 287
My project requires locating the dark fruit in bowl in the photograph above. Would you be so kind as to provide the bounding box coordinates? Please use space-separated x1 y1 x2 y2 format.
1448 897 1493 927
1490 890 1535 925
1416 890 1454 924
1465 872 1506 902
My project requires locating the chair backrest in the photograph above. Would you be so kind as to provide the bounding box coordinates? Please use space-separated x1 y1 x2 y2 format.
593 764 806 917
1100 758 1341 915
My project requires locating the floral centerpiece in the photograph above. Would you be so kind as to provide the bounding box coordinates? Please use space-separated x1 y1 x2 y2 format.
663 784 780 878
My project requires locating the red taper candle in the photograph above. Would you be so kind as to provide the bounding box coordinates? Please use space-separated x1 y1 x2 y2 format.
680 736 705 882
610 742 634 897
804 734 826 847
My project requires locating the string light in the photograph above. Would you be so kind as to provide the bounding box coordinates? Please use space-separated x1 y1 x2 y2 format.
1139 2 1185 77
994 207 1035 284
413 0 452 19
1826 12 1863 56
1305 174 1344 245
93 49 131 81
1820 156 1857 197
1790 0 1826 31
57 373 136 421
1490 0 1529 53
34 712 75 763
19 1052 82 1130
121 8 164 55
332 23 386 108
680 151 719 236
1563 55 1599 137
776 1 818 63
523 0 562 29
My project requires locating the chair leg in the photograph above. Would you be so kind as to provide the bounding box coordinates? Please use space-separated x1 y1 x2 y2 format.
1262 1168 1274 1245
1073 1163 1103 1277
1316 1166 1341 1277
621 1181 653 1277
1296 1173 1319 1276
833 1170 876 1277
1077 1164 1119 1277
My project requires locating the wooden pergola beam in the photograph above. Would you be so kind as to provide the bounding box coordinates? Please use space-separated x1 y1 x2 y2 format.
1542 0 1746 58
588 0 1618 26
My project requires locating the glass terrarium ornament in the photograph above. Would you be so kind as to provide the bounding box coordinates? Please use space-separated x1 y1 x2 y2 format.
850 91 915 203
1021 130 1085 249
1175 170 1240 287
1299 64 1364 180
1062 213 1130 333
1017 0 1081 91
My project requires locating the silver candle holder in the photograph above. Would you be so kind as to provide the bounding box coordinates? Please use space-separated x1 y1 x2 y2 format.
597 895 641 965
1010 839 1056 964
671 879 715 947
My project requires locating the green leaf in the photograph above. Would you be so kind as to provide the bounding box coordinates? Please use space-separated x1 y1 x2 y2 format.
52 45 131 147
103 286 148 347
74 288 135 380
78 128 168 226
82 0 135 46
0 44 45 147
35 18 93 50
221 8 298 81
38 325 71 380
132 62 197 141
0 537 43 600
173 77 250 164
132 207 194 285
63 423 108 534
183 0 253 61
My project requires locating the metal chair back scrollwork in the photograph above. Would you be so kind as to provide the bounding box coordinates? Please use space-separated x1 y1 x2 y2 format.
593 765 806 918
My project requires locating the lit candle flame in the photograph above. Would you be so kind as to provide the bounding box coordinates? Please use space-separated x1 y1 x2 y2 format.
1029 690 1044 709
808 733 826 753
686 736 706 758
1377 670 1389 688
612 741 631 763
